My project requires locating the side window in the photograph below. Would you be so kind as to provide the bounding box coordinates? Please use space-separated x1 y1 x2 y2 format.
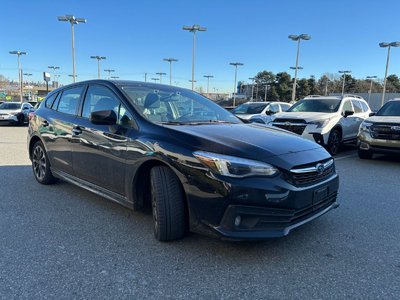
118 104 135 127
269 103 280 113
360 101 369 112
342 100 353 113
351 100 363 113
82 85 120 118
280 103 291 112
45 93 57 108
57 87 83 115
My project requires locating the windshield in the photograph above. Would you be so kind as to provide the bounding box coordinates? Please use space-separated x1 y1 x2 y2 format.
120 85 242 125
376 101 400 116
0 103 20 110
288 99 341 113
231 103 269 114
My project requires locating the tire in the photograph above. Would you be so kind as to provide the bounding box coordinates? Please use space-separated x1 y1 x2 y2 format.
150 166 186 241
17 114 24 126
327 129 341 155
31 141 58 185
358 149 373 159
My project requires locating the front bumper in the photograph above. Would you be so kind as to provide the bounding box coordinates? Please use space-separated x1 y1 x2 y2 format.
358 131 400 154
272 123 330 146
0 115 18 124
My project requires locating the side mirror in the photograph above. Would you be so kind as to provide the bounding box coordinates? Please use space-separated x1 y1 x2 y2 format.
343 110 354 117
265 110 273 115
369 112 376 117
90 110 117 125
23 106 29 110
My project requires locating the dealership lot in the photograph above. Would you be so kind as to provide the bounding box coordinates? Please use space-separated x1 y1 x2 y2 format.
0 126 399 299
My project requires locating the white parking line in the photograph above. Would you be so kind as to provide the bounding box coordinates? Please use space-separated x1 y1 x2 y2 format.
334 153 357 161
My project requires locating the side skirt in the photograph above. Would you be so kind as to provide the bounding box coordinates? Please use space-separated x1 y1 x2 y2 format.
51 168 133 210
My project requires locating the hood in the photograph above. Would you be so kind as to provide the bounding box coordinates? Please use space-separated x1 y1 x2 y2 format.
164 123 325 165
273 112 336 122
0 109 18 115
367 116 400 124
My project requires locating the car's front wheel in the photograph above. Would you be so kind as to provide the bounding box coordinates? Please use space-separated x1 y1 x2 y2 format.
32 141 57 185
327 129 341 155
150 166 186 241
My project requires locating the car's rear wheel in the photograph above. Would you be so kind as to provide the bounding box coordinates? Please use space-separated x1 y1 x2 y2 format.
358 149 373 159
327 129 341 155
150 166 186 241
32 141 57 185
17 114 24 126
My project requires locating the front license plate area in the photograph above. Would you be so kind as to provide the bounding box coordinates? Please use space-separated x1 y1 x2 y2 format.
313 186 328 205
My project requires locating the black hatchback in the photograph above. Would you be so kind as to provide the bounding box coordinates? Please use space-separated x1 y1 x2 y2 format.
28 80 339 241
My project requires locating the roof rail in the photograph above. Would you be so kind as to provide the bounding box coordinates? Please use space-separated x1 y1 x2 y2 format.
342 94 364 100
304 95 324 98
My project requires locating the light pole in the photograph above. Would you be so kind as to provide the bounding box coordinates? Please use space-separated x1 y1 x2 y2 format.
249 77 255 101
9 50 27 102
54 74 61 86
229 62 244 107
144 73 148 82
288 34 311 102
338 70 351 96
182 24 207 90
68 74 77 82
57 15 86 83
156 72 166 84
290 66 303 99
151 78 160 83
23 73 32 84
104 69 115 79
366 75 377 104
163 58 178 85
90 56 106 79
203 75 213 94
379 41 400 106
48 66 60 86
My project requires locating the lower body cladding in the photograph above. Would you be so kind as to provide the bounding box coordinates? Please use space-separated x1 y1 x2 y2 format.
358 131 400 155
185 171 339 241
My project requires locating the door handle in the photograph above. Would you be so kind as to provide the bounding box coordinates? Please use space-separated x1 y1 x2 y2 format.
41 120 49 127
72 126 83 136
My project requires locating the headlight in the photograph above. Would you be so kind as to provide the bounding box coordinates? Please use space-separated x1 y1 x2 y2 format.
360 121 373 132
193 151 279 178
310 119 331 128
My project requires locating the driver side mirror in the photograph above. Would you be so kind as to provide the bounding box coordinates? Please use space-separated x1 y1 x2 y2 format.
265 110 273 115
343 110 354 117
369 112 376 117
90 110 117 125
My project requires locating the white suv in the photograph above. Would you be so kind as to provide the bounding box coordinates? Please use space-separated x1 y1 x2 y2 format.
270 95 372 155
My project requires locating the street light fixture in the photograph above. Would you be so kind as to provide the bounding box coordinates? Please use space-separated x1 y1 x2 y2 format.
68 74 77 82
182 24 207 90
290 66 303 70
48 66 60 85
229 62 244 107
288 33 311 102
57 14 86 83
156 72 167 84
379 41 400 106
90 56 106 79
338 70 352 96
111 76 120 79
163 58 178 85
23 73 32 84
151 78 160 83
366 75 378 104
104 69 115 79
203 75 214 94
9 50 27 102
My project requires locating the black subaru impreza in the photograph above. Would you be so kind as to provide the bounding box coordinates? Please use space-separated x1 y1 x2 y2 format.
28 80 339 241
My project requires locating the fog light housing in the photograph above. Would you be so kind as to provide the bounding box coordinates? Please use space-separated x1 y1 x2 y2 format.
234 216 241 227
360 142 370 150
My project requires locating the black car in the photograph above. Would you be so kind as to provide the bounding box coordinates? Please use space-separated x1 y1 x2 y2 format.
28 80 339 241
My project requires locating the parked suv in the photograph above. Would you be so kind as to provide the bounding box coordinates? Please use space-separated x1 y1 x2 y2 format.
358 99 400 159
270 95 371 155
28 80 339 241
231 101 291 121
0 101 33 125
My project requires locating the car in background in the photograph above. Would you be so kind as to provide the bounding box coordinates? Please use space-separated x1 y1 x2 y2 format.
270 95 372 155
358 98 400 159
28 80 339 241
0 102 33 125
249 102 292 124
231 101 291 121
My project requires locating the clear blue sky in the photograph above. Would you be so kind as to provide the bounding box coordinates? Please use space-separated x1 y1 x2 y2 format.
1 0 400 92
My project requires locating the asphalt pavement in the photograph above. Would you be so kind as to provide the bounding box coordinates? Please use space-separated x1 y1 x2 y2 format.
0 126 399 299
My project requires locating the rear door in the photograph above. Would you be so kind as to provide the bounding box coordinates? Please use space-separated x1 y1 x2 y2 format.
71 84 134 195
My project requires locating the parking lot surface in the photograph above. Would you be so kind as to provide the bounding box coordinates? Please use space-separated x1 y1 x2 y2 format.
1 126 399 299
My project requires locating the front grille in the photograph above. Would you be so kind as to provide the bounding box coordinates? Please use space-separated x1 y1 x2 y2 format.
371 123 400 140
273 123 307 135
289 159 335 186
291 192 337 223
273 118 307 124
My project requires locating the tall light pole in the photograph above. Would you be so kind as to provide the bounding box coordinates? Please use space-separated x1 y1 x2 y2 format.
249 77 255 101
163 58 178 85
23 73 32 84
288 34 311 102
9 50 26 102
379 41 400 106
203 75 213 94
229 62 243 107
48 66 60 86
104 69 115 79
57 15 86 83
338 70 351 96
366 75 377 104
182 24 207 90
144 73 148 82
90 56 106 79
156 72 166 84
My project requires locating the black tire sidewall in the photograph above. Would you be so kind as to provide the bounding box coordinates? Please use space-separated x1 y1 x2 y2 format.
328 129 341 155
32 141 56 184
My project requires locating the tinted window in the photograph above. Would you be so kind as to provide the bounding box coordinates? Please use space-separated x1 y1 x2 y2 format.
280 103 291 112
342 100 353 112
231 103 269 114
376 101 400 116
82 85 119 118
0 103 20 110
57 87 83 115
45 93 57 108
351 100 363 113
360 101 369 112
288 99 341 113
269 103 280 113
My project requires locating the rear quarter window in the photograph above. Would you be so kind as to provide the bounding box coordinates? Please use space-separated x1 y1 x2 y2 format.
56 86 83 115
45 93 58 108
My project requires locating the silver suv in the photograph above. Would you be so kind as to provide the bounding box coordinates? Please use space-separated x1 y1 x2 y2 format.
0 102 33 125
270 95 372 155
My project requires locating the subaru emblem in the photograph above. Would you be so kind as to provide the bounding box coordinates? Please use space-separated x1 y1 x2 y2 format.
316 163 325 174
391 126 400 132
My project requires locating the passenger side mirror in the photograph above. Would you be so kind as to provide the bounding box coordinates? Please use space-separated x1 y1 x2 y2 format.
343 110 354 117
265 110 273 115
90 110 117 125
369 112 376 117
